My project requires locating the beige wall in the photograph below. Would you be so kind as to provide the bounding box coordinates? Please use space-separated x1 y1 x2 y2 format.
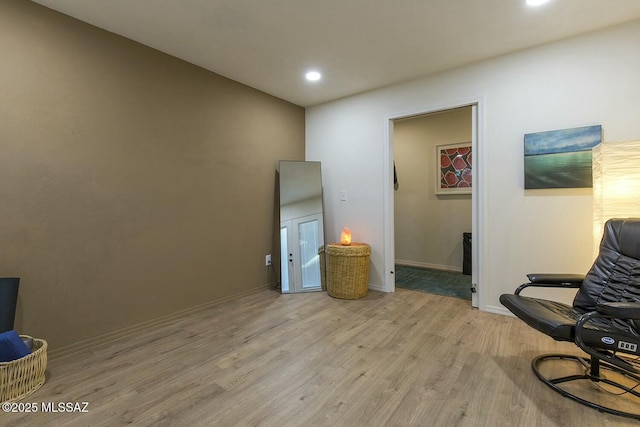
0 0 305 351
394 107 472 271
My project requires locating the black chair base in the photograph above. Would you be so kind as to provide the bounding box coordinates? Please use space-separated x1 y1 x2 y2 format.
532 353 640 420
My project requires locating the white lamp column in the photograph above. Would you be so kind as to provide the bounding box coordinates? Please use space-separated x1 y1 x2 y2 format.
592 140 640 255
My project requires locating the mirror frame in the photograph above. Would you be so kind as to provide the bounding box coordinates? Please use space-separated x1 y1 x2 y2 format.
278 161 324 293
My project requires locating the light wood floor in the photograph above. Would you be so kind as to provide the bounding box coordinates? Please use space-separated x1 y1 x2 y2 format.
2 289 638 426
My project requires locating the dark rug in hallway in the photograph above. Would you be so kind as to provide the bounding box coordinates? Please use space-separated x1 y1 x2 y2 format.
395 265 472 300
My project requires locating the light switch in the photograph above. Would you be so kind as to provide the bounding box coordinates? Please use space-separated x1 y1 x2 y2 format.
339 190 347 201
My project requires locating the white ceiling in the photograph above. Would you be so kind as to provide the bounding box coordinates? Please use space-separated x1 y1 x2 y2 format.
31 0 640 107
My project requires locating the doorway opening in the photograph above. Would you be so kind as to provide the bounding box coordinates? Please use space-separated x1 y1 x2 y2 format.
393 107 473 302
383 99 483 309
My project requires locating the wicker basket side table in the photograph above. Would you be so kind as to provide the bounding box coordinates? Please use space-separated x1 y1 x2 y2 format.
325 243 371 299
0 336 47 403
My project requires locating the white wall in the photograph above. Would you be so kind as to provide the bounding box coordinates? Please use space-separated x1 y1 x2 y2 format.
306 20 640 313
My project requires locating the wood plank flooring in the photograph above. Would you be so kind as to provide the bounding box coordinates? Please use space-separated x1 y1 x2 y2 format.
2 289 638 426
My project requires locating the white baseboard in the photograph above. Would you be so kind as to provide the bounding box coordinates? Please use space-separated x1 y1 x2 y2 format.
395 259 462 273
368 283 386 292
486 305 513 317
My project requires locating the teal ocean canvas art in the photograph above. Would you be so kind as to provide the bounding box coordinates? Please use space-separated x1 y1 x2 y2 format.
524 125 602 189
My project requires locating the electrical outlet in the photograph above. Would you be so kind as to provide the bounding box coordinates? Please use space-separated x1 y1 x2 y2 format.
265 254 272 266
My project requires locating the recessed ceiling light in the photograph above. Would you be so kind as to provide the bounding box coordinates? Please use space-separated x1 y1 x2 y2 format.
305 71 322 82
526 0 551 6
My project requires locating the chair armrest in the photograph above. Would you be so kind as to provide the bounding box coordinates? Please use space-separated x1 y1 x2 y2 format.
596 302 640 319
514 274 583 295
526 274 585 284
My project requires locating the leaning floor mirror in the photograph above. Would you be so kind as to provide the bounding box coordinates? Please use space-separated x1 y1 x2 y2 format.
279 161 324 293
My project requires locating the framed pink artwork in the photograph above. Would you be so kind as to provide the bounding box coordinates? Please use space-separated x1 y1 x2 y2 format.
436 142 472 195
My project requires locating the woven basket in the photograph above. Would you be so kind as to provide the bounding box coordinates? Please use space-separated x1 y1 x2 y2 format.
0 336 47 403
326 243 371 299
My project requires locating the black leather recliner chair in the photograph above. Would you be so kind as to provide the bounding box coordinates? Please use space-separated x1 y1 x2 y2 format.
500 218 640 420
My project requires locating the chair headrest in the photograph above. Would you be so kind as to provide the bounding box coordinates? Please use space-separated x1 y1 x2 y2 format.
574 218 640 312
604 218 640 259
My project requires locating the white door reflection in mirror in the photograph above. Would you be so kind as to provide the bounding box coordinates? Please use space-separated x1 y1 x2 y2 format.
297 214 323 290
280 225 290 293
